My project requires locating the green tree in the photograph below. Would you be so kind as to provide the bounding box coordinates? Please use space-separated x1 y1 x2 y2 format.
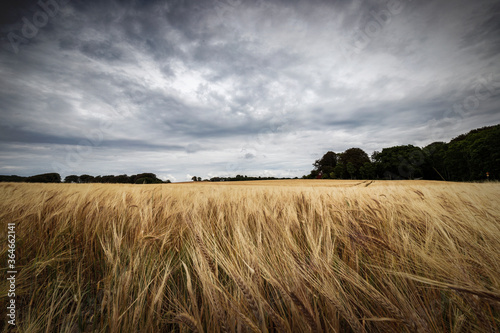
359 162 376 179
130 173 160 183
64 175 80 183
445 140 472 181
346 162 356 179
333 163 345 179
372 145 424 179
312 151 338 176
26 173 61 183
422 142 448 180
443 124 500 181
308 170 319 179
114 174 130 183
135 177 153 184
79 174 95 183
0 175 25 182
339 148 370 179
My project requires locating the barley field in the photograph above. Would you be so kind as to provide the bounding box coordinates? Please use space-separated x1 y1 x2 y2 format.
1 180 499 332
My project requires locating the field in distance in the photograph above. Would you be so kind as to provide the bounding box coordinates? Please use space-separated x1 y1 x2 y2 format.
173 179 448 187
1 180 499 332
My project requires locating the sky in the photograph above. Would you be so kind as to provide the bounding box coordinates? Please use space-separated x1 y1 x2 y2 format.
0 0 499 182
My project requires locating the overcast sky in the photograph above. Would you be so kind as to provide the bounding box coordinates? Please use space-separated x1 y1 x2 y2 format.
1 0 499 182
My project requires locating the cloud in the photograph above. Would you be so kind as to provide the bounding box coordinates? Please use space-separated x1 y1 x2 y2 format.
244 152 255 159
0 0 499 180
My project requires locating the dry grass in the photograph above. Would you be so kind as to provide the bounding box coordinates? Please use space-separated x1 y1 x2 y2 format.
1 180 499 332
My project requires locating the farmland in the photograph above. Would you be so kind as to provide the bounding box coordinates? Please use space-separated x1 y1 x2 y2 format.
1 180 499 332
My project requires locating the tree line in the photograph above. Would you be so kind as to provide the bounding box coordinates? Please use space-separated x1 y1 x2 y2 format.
194 175 295 182
0 173 62 183
0 173 169 184
304 124 499 181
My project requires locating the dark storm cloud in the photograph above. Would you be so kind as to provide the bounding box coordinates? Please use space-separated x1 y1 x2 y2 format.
0 125 185 151
0 126 79 145
459 2 500 59
79 40 123 61
1 0 499 181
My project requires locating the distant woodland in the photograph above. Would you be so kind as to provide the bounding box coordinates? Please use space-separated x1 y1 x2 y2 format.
1 124 498 183
0 173 167 184
305 124 499 181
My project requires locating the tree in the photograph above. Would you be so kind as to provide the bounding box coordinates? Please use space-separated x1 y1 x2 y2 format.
101 175 116 183
443 124 500 181
444 141 472 181
79 174 95 183
130 173 162 184
308 169 320 179
26 173 61 183
333 163 345 179
135 177 155 184
0 175 25 182
192 176 198 182
372 145 424 179
312 151 338 176
359 162 376 179
339 148 370 179
64 175 80 183
422 142 448 180
469 128 500 180
114 174 130 183
346 162 356 179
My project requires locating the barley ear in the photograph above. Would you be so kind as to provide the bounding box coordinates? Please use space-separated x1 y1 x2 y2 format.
290 292 320 333
175 313 200 333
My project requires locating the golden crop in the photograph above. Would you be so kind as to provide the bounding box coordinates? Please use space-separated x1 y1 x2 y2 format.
1 180 499 332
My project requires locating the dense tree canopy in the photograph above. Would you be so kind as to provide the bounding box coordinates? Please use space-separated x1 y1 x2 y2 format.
26 173 62 183
307 148 371 179
339 148 371 179
312 151 338 177
210 175 293 182
306 124 500 181
422 142 448 180
443 125 500 181
62 173 166 184
372 145 425 180
0 173 61 183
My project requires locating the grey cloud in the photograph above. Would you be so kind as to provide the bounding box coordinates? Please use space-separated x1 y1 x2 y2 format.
58 36 79 50
0 126 79 145
0 0 499 181
459 2 500 59
185 143 201 153
80 40 123 61
0 125 185 151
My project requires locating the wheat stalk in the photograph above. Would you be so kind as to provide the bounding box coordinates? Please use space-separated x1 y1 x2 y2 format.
261 299 289 333
175 313 200 333
233 273 263 327
290 292 319 333
210 291 228 333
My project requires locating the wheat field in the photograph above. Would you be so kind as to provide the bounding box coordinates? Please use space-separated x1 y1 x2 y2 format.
1 180 499 332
